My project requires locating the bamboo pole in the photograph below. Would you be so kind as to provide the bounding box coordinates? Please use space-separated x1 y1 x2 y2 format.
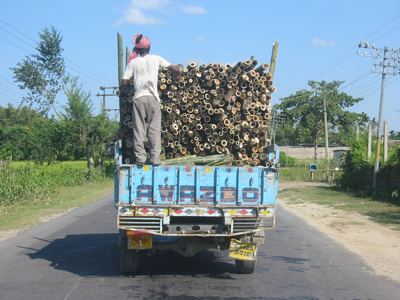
269 41 279 81
117 33 124 85
125 46 129 67
117 33 125 157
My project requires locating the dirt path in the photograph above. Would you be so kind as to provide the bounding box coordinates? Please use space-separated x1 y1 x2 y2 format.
279 181 400 282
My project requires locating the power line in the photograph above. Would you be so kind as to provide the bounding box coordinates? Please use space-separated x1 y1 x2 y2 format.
340 71 371 90
364 15 400 41
0 83 23 98
316 50 355 79
67 64 108 86
371 23 400 43
354 76 398 99
315 15 400 79
0 24 34 49
0 34 32 53
0 81 22 96
336 18 400 95
352 81 382 98
347 76 379 95
65 59 114 84
342 74 375 95
0 17 37 44
0 92 17 100
338 59 370 83
0 75 17 87
353 73 398 98
0 18 114 86
0 32 105 89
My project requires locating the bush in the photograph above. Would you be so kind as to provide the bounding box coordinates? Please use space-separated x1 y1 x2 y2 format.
339 138 400 200
379 147 400 200
338 141 373 191
279 151 297 167
0 162 112 206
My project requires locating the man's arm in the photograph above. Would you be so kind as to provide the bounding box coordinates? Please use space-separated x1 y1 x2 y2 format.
167 64 182 74
120 60 134 96
158 55 182 74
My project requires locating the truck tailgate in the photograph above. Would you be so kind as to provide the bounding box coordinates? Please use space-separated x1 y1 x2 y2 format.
116 165 277 207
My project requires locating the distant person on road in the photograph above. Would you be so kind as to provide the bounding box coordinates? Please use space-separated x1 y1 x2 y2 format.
121 33 180 166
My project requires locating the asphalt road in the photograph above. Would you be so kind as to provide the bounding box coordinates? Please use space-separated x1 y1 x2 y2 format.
0 195 399 300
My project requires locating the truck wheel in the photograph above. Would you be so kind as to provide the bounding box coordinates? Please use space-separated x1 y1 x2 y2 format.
119 231 138 275
235 259 256 274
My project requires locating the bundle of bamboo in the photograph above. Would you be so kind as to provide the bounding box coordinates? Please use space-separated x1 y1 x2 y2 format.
119 58 275 166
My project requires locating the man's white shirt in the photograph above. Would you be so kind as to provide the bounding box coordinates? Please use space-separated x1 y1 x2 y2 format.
123 54 170 102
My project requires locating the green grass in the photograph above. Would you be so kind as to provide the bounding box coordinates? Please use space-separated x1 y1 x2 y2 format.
279 167 343 182
279 156 344 182
0 179 113 231
280 185 400 230
10 160 87 169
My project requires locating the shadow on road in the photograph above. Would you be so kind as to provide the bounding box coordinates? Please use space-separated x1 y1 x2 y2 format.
269 255 310 265
25 233 236 278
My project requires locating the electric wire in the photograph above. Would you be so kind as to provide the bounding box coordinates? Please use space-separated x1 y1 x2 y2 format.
353 76 398 99
0 18 114 85
316 15 400 79
0 35 107 90
0 32 106 89
0 82 23 98
346 76 378 95
340 71 372 90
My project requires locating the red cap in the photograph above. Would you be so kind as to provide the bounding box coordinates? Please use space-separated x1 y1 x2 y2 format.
132 33 151 49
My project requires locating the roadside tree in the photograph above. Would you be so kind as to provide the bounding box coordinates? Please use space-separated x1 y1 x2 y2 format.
274 80 368 159
12 26 66 114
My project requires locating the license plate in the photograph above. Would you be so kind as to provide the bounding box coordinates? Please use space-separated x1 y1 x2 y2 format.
229 239 256 261
127 235 152 249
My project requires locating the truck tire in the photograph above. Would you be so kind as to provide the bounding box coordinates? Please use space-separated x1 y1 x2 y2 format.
235 259 256 274
119 231 138 275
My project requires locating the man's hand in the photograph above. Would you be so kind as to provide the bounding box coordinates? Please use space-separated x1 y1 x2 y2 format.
119 79 130 97
168 64 183 74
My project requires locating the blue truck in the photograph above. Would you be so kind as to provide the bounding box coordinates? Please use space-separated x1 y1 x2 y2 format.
115 34 280 275
114 142 279 274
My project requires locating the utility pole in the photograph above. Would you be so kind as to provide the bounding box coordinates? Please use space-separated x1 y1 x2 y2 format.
358 41 400 192
383 121 388 162
355 122 359 141
323 97 329 171
96 86 119 114
268 112 285 146
367 123 372 159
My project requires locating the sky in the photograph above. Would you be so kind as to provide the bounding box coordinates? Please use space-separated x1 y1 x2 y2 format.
0 0 399 130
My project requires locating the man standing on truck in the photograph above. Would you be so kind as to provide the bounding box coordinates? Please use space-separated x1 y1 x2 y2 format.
121 33 180 166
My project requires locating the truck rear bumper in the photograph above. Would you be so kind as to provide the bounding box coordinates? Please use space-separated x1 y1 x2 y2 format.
119 228 263 237
117 205 275 237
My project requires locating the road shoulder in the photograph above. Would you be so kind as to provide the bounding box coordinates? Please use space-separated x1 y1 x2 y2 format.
0 179 113 241
279 181 400 282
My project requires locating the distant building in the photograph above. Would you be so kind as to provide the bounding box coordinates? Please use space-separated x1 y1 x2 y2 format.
281 146 350 160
